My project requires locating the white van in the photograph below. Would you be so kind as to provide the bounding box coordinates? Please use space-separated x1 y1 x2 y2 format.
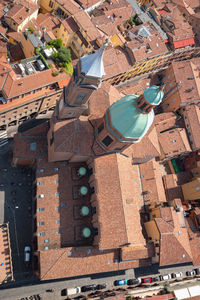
67 287 81 296
24 246 31 265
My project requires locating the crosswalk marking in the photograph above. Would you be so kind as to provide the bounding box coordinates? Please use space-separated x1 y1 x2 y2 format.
0 131 8 147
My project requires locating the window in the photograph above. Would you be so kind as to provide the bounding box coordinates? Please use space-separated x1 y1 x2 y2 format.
76 93 85 104
55 193 60 197
44 239 49 243
56 206 60 210
37 169 44 173
38 221 45 226
37 194 44 199
97 123 104 134
90 186 95 194
102 135 113 147
57 230 61 234
39 232 46 236
56 220 60 224
44 246 49 250
49 0 53 8
37 207 45 212
30 142 37 151
54 167 59 171
55 179 59 184
61 203 67 207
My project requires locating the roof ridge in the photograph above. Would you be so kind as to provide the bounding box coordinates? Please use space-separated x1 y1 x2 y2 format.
116 154 130 246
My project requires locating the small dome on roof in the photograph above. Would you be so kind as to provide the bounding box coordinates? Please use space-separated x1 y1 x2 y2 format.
143 85 164 106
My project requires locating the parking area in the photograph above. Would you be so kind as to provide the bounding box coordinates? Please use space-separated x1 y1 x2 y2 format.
0 141 34 281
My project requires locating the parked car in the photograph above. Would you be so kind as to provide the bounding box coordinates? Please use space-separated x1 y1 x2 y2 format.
186 270 196 277
141 277 152 284
194 268 200 275
171 272 183 279
159 274 171 281
67 287 81 296
96 284 107 290
114 279 127 286
24 246 31 265
127 278 141 286
151 276 160 282
81 285 97 292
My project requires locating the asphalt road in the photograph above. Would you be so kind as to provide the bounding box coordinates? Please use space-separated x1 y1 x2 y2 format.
0 142 34 282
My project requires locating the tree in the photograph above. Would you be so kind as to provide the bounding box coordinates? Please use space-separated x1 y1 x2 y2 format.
57 47 72 64
48 38 63 50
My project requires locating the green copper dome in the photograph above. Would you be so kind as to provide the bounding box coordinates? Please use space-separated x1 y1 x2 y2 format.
105 86 163 142
143 85 164 105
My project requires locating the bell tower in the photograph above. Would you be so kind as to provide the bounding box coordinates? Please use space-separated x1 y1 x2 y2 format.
93 85 164 154
57 44 106 120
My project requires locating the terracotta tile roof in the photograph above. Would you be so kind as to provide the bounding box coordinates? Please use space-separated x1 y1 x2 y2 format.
62 17 79 34
7 31 23 43
186 218 200 266
155 207 193 266
13 122 49 162
154 112 177 132
39 246 150 280
119 78 152 96
182 105 200 151
158 127 191 159
13 122 152 281
0 25 7 35
52 116 93 157
57 0 81 15
139 158 167 205
9 43 25 61
103 47 132 80
89 82 121 117
36 13 59 31
5 0 38 26
92 16 118 36
157 2 194 45
126 26 168 62
36 159 93 250
73 11 101 41
93 154 145 249
78 0 102 9
124 125 161 164
162 59 200 109
0 63 70 99
121 243 155 261
162 172 192 201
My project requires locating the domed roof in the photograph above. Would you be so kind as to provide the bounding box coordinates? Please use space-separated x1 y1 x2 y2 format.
106 94 154 142
144 85 164 105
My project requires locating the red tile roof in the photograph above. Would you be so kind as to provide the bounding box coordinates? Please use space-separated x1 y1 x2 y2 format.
174 38 195 49
93 154 145 250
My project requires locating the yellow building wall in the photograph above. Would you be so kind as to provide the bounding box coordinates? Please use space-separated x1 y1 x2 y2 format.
110 34 124 47
39 0 56 12
181 178 200 201
54 24 72 47
8 37 17 45
144 220 160 242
